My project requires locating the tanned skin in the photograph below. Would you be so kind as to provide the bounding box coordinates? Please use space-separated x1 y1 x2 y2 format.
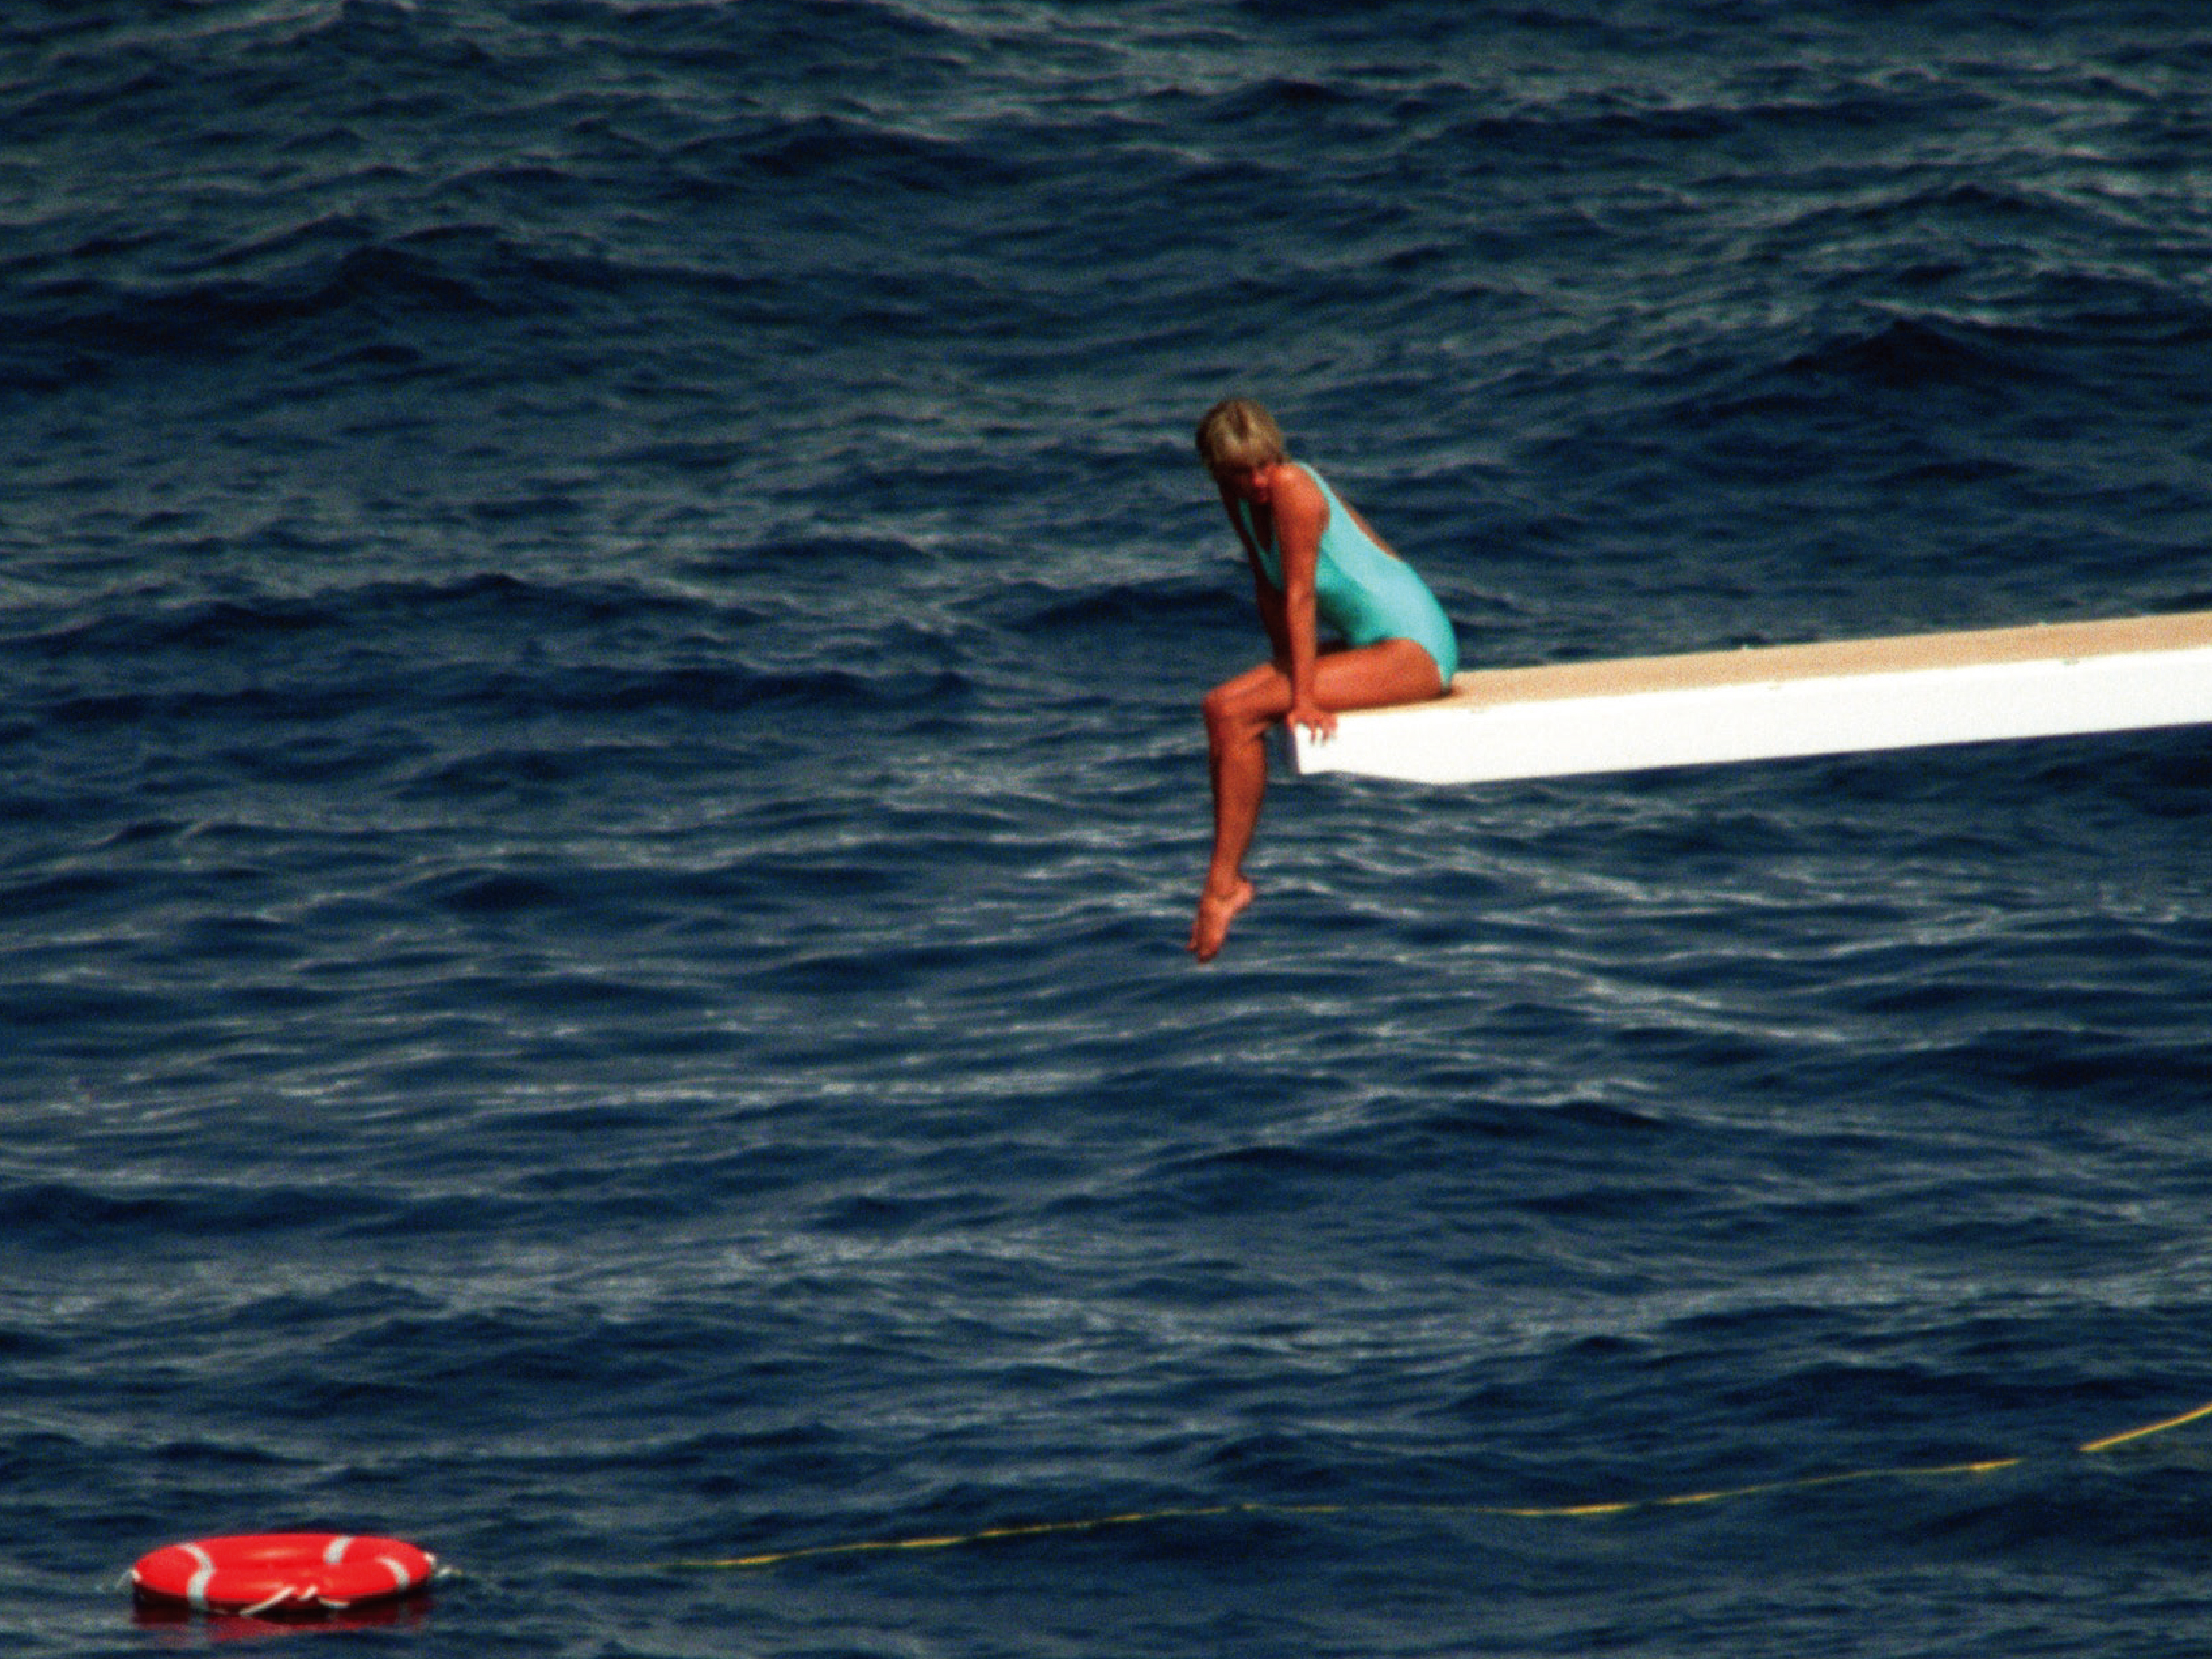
1191 461 1442 962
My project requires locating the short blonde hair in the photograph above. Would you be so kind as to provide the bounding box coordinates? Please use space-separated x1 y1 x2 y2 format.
1194 397 1288 475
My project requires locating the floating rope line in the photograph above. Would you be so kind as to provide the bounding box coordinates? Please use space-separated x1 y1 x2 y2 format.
667 1394 2212 1572
2077 1396 2212 1454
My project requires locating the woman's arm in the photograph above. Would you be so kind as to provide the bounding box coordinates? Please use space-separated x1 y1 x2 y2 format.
1269 466 1336 737
1219 479 1293 661
1250 564 1292 661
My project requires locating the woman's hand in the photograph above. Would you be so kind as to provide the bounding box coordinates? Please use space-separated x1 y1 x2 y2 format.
1286 698 1338 740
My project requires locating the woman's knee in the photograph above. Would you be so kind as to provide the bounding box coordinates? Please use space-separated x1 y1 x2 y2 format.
1202 679 1274 736
1200 691 1237 748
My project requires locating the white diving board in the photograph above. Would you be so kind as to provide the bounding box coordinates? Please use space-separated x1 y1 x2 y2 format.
1288 610 2212 785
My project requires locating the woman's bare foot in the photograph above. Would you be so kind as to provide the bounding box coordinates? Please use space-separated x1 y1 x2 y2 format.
1188 877 1255 962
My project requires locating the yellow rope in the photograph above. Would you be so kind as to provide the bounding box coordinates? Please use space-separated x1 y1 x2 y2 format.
673 1508 1243 1571
667 1394 2211 1571
2077 1396 2212 1453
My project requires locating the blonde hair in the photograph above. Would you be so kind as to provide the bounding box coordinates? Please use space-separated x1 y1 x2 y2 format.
1194 397 1288 476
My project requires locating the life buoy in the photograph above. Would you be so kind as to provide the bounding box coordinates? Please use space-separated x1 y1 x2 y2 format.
131 1533 436 1617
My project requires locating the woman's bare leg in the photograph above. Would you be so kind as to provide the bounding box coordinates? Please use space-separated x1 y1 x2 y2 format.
1190 639 1442 961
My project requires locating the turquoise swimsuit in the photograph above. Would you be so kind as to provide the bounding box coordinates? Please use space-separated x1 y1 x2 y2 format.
1238 466 1459 681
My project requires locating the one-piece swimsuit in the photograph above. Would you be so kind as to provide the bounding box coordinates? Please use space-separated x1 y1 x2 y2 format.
1237 464 1459 681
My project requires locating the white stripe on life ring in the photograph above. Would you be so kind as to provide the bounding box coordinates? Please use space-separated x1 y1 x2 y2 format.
322 1534 355 1565
375 1552 416 1592
182 1544 216 1612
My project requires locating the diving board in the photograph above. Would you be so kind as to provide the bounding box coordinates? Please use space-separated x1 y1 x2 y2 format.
1288 610 2212 785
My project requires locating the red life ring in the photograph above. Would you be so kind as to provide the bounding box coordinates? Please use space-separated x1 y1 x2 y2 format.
131 1533 437 1616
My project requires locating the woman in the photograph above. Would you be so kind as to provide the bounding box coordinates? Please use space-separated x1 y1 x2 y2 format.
1189 398 1459 961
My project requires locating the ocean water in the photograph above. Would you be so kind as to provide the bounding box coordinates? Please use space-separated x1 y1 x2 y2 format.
7 1 2212 1652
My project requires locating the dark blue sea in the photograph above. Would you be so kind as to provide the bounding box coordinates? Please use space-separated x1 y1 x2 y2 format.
9 2 2212 1652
